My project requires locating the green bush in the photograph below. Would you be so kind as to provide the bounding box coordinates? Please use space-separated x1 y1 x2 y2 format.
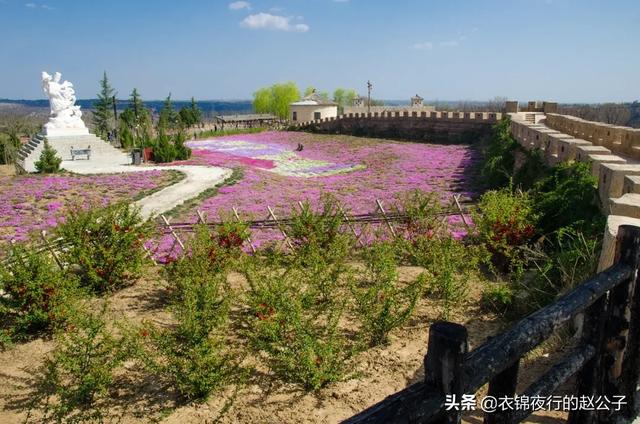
532 161 603 236
286 198 354 304
0 243 79 343
481 283 514 316
152 132 177 163
35 138 62 174
55 202 151 293
140 223 246 401
512 148 548 191
173 131 192 161
472 188 538 276
245 263 355 390
415 236 478 319
27 304 131 423
481 118 518 189
352 242 425 345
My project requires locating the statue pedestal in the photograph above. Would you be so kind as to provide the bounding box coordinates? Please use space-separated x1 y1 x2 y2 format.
43 126 90 137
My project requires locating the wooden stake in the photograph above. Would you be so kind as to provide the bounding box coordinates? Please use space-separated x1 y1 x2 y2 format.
376 199 397 238
267 205 294 250
453 194 471 232
40 230 64 270
233 207 256 254
338 204 365 247
196 210 207 224
161 214 185 250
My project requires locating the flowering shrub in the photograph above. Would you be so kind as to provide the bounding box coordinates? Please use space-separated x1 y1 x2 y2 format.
352 242 426 345
55 201 151 293
472 188 538 275
0 243 79 343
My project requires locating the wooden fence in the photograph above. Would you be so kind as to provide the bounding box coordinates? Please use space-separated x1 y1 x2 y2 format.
344 225 640 424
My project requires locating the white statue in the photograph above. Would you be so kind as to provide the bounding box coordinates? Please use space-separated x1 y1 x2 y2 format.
41 71 89 136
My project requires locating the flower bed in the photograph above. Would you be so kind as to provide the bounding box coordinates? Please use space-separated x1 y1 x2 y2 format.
181 131 478 217
147 132 479 258
0 171 177 243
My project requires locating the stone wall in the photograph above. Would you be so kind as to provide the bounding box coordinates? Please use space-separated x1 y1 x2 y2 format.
509 113 640 271
296 111 501 143
544 113 640 159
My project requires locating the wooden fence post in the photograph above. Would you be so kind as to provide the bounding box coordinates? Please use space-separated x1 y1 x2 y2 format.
569 225 640 424
424 321 468 424
484 359 519 424
601 225 640 421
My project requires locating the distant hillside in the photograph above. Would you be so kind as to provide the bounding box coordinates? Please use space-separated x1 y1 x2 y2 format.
0 98 254 116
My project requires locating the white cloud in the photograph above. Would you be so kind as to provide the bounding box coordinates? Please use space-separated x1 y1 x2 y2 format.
229 1 251 10
25 2 53 9
240 13 309 32
412 41 433 50
25 2 36 7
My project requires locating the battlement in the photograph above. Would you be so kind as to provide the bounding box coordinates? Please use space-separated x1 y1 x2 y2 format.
295 110 501 143
295 110 502 128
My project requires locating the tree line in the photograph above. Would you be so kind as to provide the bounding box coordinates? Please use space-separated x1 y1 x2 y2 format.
91 72 202 162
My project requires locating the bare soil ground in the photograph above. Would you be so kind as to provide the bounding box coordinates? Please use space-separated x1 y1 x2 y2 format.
0 266 571 424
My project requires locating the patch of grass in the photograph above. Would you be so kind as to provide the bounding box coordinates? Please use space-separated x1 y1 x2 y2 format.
163 167 244 218
195 127 267 139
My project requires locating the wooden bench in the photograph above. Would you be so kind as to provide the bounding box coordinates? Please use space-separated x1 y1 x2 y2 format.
70 145 91 161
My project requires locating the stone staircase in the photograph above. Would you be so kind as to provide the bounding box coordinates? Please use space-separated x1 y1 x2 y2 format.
18 133 127 173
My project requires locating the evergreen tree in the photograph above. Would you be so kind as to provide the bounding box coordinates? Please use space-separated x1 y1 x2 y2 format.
173 131 192 160
190 97 202 125
119 88 152 149
153 131 177 163
158 93 177 131
35 138 62 173
92 71 116 139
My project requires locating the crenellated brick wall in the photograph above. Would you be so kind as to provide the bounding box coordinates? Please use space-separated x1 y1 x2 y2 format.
295 111 501 143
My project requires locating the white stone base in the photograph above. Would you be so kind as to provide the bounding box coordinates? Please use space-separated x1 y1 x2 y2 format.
43 126 89 136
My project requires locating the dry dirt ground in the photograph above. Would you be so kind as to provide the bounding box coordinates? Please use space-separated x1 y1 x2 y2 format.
0 266 571 424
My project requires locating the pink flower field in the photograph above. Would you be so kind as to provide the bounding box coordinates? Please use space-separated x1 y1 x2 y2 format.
0 170 178 243
180 131 479 219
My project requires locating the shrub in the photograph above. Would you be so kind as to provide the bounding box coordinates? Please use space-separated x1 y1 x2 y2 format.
244 263 355 390
532 161 603 236
0 243 79 343
35 138 62 174
286 198 354 304
55 201 151 293
152 132 177 163
472 188 537 276
512 148 548 190
481 118 518 189
481 283 514 316
173 131 192 161
26 304 131 423
141 223 246 401
352 242 425 345
416 236 478 319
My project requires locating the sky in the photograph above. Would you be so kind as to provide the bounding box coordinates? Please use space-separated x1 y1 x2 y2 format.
0 0 638 103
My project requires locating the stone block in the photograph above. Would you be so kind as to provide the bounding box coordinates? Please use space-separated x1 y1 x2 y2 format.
598 164 640 206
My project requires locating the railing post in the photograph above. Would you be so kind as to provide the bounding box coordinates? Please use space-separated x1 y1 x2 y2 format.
483 359 519 424
569 225 640 424
424 321 468 424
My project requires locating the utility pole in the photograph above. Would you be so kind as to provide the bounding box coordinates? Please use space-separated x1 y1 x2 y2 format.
367 80 373 114
112 95 118 141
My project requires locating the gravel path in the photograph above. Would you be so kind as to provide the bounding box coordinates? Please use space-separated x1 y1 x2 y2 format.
61 152 231 219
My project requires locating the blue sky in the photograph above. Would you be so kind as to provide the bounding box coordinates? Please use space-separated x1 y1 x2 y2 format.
0 0 638 102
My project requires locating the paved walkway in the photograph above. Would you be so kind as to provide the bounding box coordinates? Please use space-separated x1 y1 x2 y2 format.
61 152 231 219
